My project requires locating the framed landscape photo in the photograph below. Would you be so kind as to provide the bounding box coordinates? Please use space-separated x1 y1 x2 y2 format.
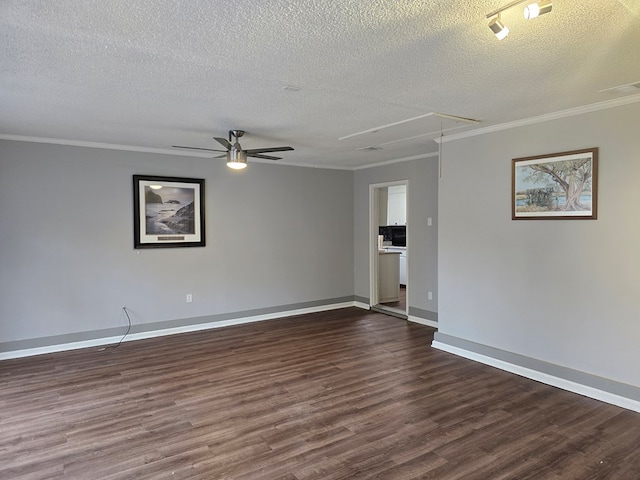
133 175 205 248
512 148 598 220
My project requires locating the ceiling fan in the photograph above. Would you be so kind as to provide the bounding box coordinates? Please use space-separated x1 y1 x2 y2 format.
172 130 294 170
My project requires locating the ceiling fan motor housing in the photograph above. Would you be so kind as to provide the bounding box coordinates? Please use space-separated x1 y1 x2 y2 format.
229 146 247 161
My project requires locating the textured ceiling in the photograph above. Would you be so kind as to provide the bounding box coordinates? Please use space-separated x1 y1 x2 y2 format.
1 0 639 169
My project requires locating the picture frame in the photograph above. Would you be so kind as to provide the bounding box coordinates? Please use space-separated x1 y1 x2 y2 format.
133 175 205 248
512 148 598 220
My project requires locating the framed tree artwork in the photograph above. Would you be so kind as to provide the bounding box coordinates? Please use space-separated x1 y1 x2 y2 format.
512 148 598 220
133 175 206 248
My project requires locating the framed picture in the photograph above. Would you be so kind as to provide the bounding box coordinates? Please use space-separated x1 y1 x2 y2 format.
133 175 205 248
512 148 598 220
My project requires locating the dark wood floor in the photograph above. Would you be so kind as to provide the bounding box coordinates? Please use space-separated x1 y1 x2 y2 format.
2 308 640 479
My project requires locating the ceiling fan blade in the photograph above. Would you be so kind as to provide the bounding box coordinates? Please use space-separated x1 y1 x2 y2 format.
172 145 227 153
213 137 232 150
213 154 228 159
244 146 294 154
247 153 281 160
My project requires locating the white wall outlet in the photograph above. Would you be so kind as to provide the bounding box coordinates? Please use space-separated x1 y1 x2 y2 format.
186 294 193 303
428 291 433 300
427 217 432 226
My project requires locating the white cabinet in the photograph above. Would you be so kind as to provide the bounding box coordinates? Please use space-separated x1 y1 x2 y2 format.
378 252 400 303
387 185 406 226
386 247 406 285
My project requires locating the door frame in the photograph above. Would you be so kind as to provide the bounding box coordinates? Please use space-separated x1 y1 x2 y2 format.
369 180 408 315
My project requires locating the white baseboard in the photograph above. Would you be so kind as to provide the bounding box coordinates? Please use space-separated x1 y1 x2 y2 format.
432 340 640 414
0 301 357 361
408 316 438 328
353 306 437 327
0 336 126 361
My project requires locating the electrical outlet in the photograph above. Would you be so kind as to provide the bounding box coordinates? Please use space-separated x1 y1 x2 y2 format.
427 217 432 226
186 294 193 303
428 291 433 300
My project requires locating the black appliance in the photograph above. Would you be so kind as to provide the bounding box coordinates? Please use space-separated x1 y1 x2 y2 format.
378 225 406 247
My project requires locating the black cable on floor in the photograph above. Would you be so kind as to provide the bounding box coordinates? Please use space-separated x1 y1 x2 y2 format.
113 306 132 348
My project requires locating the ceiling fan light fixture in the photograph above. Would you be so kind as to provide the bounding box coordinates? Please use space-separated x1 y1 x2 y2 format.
524 0 552 19
174 129 292 170
488 14 509 40
226 148 247 170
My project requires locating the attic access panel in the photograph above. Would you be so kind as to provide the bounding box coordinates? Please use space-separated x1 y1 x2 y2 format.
338 112 480 150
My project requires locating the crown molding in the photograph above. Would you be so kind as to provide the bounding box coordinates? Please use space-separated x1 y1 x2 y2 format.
265 159 353 171
0 133 437 171
8 93 636 170
0 133 350 170
0 134 213 157
353 151 439 170
436 94 640 144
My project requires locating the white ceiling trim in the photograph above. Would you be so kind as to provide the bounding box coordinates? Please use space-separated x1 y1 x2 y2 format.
0 133 437 171
0 133 357 170
353 151 439 171
437 94 640 144
3 94 638 171
267 160 354 171
0 134 213 157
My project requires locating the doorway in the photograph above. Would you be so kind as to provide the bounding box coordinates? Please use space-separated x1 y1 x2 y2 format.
369 181 408 319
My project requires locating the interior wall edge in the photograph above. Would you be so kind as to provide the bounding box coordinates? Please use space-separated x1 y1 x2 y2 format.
407 316 438 328
353 295 370 305
352 298 438 325
408 306 438 323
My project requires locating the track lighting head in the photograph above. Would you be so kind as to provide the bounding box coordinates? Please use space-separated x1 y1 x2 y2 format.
524 1 552 19
488 15 510 40
486 0 552 38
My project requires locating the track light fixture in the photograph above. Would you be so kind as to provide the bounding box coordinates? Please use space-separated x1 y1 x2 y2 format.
524 0 552 19
488 14 510 40
486 0 552 39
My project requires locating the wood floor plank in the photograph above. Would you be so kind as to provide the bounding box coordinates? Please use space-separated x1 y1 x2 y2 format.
1 307 640 479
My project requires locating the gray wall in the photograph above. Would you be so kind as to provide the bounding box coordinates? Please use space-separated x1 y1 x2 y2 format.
354 157 439 320
437 101 640 388
0 140 354 347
